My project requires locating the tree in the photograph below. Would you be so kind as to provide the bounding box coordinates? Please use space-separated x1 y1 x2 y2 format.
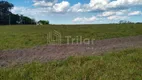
38 20 49 25
0 1 14 25
119 20 133 24
10 14 20 24
0 1 42 25
9 14 36 25
21 16 36 24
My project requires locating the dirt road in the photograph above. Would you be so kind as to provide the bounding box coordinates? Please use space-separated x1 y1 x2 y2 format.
0 35 142 67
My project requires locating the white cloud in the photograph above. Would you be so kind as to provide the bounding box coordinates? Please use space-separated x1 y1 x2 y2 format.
32 0 70 13
12 1 70 14
11 7 54 21
73 16 97 22
107 15 127 20
11 7 26 13
107 0 142 8
52 1 70 13
33 0 70 13
98 11 115 17
98 10 129 17
68 3 84 12
70 0 109 12
34 1 54 7
67 0 111 13
11 0 142 24
88 0 109 10
128 11 141 16
33 0 58 7
12 7 50 15
69 0 142 13
13 0 142 14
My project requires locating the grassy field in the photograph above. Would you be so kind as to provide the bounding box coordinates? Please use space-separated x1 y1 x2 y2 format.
0 48 142 80
0 24 142 80
0 24 142 50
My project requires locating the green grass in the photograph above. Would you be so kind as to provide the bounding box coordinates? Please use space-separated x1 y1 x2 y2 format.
0 48 142 80
0 24 142 50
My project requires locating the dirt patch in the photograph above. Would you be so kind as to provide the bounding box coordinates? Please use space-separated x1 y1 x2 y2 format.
0 35 142 67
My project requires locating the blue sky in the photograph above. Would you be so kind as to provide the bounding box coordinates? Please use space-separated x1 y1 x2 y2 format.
6 0 142 24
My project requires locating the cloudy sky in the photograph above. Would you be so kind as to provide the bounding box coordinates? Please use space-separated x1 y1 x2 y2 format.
7 0 142 24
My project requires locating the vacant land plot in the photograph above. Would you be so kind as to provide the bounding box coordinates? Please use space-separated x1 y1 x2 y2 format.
0 48 142 80
0 24 142 50
0 35 142 67
0 24 142 80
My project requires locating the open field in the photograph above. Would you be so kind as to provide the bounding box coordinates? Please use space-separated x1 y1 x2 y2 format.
0 48 142 80
0 24 142 50
0 35 142 67
0 24 142 80
1 0 142 79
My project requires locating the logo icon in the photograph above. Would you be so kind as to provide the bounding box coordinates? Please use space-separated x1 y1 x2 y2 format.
47 30 62 45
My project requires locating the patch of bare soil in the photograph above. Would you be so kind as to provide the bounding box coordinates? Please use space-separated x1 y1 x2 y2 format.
0 35 142 67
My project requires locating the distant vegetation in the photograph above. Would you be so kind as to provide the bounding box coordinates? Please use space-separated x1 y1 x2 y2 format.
0 48 142 80
38 20 49 25
0 1 49 25
119 20 134 24
118 20 142 24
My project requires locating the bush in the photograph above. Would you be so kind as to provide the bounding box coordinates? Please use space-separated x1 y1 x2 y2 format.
38 20 49 25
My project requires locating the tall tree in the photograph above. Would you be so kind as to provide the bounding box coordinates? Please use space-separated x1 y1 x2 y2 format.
0 1 14 25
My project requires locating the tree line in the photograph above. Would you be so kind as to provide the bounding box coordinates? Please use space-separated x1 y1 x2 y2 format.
0 1 49 25
119 20 142 24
